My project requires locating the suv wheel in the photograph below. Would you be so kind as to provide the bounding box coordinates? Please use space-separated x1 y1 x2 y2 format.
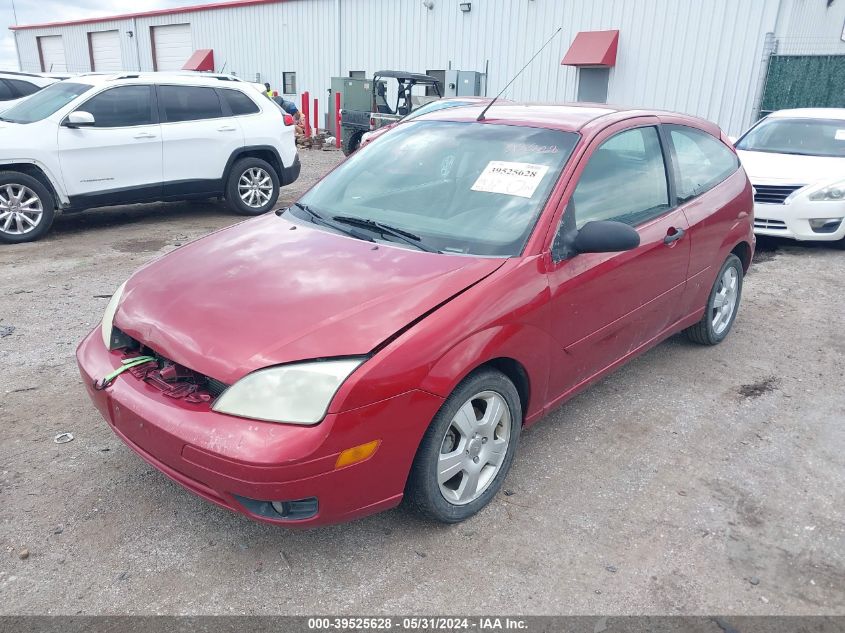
225 158 280 216
0 172 55 244
405 368 522 523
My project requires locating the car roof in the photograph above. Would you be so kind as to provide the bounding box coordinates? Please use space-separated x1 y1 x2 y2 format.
767 108 845 121
0 71 57 86
66 72 251 88
413 101 722 134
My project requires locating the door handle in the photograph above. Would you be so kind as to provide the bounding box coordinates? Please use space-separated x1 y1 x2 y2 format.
133 133 156 139
217 126 237 132
664 227 685 244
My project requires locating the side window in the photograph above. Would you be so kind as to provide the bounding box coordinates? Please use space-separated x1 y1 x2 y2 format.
572 126 670 228
6 79 40 97
160 85 223 122
79 86 154 127
220 89 260 116
0 80 15 101
669 125 739 201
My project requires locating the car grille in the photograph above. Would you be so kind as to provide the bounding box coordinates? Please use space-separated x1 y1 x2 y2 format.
753 184 803 204
754 218 787 230
114 328 229 400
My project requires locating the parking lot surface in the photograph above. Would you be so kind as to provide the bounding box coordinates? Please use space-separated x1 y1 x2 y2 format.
1 150 843 615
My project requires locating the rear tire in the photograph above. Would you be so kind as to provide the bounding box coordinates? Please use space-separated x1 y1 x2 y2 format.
685 254 743 345
0 171 55 244
405 368 522 523
225 158 280 216
344 131 363 156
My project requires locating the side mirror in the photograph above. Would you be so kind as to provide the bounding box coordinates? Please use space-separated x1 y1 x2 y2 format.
572 220 640 254
64 111 95 128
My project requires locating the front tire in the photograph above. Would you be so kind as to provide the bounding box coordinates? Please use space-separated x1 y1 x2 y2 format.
225 158 280 216
405 368 522 523
0 172 55 244
685 253 744 345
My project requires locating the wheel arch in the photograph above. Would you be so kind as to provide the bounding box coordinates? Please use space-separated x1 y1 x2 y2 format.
223 146 291 187
730 240 753 273
477 357 530 423
0 161 64 208
418 324 552 426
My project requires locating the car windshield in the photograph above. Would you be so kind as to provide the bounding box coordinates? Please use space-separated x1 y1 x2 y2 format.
0 82 90 124
736 117 845 158
298 121 578 256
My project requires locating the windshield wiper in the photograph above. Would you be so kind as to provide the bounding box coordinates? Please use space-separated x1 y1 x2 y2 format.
332 215 440 253
281 202 374 243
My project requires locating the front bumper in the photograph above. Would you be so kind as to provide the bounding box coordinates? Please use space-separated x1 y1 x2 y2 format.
753 199 845 241
76 329 444 527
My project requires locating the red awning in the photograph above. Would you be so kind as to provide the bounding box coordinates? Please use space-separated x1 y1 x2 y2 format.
182 49 215 72
561 30 619 67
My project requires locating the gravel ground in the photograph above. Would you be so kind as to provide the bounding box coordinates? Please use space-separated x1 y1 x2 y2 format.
0 149 843 615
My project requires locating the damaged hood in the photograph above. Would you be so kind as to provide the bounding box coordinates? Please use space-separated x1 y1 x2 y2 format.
115 213 505 384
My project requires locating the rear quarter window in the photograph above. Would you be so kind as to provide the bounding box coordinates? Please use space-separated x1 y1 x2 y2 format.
6 79 41 97
160 85 223 122
0 80 14 101
668 125 739 202
220 89 260 116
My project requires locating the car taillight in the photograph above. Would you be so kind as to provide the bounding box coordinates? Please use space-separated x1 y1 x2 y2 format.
283 114 294 126
369 117 375 130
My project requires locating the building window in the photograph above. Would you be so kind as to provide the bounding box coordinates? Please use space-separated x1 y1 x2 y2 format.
349 70 366 79
576 67 609 104
426 70 445 96
283 72 297 95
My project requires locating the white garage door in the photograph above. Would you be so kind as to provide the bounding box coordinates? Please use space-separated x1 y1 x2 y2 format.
38 36 67 72
152 24 193 71
90 30 122 71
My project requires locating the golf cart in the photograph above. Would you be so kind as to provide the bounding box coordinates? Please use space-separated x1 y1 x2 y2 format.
333 70 442 155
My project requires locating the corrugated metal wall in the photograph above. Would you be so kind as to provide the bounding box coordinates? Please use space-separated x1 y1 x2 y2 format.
10 0 842 135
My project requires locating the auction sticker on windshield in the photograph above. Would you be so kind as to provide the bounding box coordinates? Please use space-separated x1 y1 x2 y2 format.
471 161 550 198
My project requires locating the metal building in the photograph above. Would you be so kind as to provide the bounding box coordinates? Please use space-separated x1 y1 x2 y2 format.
9 0 845 135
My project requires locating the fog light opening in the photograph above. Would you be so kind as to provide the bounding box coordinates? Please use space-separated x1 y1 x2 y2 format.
271 497 319 520
335 440 381 469
808 218 843 234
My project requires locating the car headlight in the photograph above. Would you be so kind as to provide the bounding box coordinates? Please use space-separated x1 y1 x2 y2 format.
809 179 845 201
212 358 365 425
101 281 127 348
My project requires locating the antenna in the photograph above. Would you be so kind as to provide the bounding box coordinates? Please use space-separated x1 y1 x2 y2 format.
477 27 562 122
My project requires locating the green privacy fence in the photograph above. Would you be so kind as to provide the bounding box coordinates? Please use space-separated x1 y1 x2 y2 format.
760 54 845 116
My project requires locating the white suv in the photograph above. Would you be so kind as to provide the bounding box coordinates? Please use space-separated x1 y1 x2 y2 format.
0 72 58 112
0 73 299 243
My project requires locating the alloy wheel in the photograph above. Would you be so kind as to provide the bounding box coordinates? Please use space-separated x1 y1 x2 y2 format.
711 266 739 335
0 184 43 236
437 390 511 506
237 167 273 209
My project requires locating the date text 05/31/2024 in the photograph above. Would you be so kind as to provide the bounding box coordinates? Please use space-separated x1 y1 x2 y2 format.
306 617 529 630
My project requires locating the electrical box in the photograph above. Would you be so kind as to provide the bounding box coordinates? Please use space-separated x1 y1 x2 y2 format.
445 70 486 97
331 77 374 112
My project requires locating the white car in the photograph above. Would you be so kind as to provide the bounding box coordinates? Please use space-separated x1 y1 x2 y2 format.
0 72 299 243
735 108 845 244
0 72 58 112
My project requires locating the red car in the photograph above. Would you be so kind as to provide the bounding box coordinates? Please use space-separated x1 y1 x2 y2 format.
77 103 754 527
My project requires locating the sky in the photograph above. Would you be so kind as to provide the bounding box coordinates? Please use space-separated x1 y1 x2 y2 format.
0 0 199 70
